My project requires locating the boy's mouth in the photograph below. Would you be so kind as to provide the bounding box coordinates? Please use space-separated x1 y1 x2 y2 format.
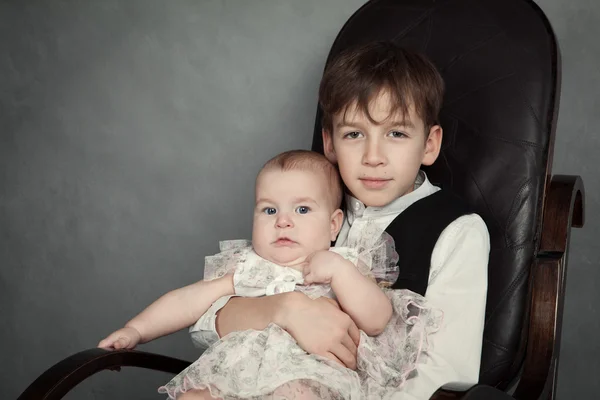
359 177 392 189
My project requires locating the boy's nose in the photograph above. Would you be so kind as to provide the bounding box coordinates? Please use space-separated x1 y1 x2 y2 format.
362 140 386 166
275 213 293 228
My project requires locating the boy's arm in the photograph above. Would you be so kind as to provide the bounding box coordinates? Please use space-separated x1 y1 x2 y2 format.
126 275 234 343
330 259 393 336
200 292 361 370
396 214 489 399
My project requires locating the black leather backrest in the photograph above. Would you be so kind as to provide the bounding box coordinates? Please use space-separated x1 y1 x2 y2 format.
311 0 558 386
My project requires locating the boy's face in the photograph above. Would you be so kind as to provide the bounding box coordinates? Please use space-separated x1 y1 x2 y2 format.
323 90 442 208
252 169 343 267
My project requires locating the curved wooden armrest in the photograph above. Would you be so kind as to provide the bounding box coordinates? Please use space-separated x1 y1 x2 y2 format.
539 174 585 253
513 174 585 400
17 348 191 400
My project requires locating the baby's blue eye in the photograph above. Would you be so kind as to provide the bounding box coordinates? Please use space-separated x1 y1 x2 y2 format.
263 207 277 215
344 131 362 139
295 206 310 214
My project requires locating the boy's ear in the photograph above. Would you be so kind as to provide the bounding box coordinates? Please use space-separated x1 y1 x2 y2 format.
322 129 337 164
422 125 443 166
329 208 344 241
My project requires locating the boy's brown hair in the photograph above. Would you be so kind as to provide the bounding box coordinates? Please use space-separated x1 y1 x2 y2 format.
259 150 343 210
319 41 445 134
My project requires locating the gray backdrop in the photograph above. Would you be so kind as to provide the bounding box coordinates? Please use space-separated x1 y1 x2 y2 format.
1 1 597 399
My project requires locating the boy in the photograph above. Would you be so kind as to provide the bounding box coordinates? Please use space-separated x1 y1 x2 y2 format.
192 42 490 399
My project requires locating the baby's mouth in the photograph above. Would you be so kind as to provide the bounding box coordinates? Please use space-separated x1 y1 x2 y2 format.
274 237 297 246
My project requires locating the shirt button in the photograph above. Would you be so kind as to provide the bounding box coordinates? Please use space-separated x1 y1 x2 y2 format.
283 275 295 282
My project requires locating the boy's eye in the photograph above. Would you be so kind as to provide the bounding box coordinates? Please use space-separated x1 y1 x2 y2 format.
295 206 310 214
263 207 277 215
389 131 407 138
343 131 363 139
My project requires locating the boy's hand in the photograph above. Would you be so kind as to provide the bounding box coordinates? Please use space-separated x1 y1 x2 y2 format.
302 250 348 285
278 293 360 370
97 327 142 350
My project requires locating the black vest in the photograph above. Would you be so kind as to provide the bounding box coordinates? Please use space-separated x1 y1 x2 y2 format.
386 190 473 296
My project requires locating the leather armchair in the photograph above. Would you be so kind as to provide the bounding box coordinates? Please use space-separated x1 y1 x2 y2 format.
17 1 585 399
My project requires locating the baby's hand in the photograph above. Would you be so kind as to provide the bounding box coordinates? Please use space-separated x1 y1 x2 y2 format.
302 250 346 285
97 327 142 350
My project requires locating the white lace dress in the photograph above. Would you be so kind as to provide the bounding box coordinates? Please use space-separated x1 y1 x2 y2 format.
159 231 443 399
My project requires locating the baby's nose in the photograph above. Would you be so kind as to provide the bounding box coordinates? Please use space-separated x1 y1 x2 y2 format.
275 213 293 228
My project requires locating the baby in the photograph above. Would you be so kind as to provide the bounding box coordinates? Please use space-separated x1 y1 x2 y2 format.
99 150 440 399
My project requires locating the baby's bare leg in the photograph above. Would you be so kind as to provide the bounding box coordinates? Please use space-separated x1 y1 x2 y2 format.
177 388 221 400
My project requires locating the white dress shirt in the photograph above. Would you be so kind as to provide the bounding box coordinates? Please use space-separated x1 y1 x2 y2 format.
190 171 490 400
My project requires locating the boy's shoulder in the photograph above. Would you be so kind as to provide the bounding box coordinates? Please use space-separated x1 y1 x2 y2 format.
387 188 473 232
385 187 489 260
387 188 489 294
423 189 489 237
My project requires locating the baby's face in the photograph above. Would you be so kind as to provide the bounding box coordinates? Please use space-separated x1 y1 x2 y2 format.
252 169 339 267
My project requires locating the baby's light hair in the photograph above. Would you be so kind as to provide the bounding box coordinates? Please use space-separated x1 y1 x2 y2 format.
259 150 343 210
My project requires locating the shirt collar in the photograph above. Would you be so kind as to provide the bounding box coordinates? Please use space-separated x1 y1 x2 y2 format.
345 171 439 224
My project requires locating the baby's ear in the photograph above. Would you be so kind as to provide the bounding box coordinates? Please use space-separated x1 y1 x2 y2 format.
330 209 344 241
322 129 337 164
